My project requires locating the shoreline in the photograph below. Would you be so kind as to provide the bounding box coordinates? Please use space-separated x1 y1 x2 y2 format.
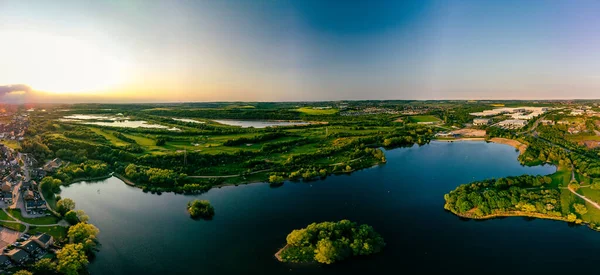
67 173 114 185
274 244 289 262
113 173 136 186
448 209 600 231
434 137 527 155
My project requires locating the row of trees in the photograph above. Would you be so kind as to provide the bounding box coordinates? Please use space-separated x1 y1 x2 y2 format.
53 160 110 183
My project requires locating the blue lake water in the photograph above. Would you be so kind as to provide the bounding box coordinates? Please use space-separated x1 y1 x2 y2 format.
61 141 600 275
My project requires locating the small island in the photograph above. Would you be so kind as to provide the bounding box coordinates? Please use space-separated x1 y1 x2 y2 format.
187 199 215 219
275 220 385 264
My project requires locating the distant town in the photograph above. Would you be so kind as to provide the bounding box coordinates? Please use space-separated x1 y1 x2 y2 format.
0 109 65 272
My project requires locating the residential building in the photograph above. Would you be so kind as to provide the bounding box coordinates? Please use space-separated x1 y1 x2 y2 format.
1 182 11 193
0 254 11 267
20 240 43 256
6 249 29 265
43 158 63 172
23 190 34 200
32 233 54 249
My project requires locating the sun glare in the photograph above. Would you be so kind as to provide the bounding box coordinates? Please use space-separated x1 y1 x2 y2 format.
0 31 131 94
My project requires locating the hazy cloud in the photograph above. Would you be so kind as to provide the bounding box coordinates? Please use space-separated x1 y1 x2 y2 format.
0 84 32 96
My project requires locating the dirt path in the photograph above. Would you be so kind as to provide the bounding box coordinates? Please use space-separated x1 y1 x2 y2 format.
567 166 600 210
568 186 600 211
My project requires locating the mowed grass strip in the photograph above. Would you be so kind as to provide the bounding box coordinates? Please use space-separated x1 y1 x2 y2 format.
408 115 441 123
296 107 338 115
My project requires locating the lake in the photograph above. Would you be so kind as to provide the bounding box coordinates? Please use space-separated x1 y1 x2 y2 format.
172 118 205 124
62 114 181 131
212 119 309 128
61 141 600 275
80 121 180 131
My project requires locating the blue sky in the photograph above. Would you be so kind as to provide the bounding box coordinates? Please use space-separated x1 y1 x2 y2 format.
1 0 600 102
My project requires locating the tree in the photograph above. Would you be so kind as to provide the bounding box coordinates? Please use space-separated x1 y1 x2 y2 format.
68 223 100 252
57 243 89 275
40 177 63 194
286 229 310 246
268 175 284 184
187 200 215 219
573 203 588 216
567 213 577 222
314 239 338 264
156 137 167 146
32 258 58 275
64 210 89 225
14 271 33 275
56 198 76 216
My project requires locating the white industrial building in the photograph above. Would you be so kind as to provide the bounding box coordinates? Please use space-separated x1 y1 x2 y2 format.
473 118 491 125
470 107 548 119
498 119 527 128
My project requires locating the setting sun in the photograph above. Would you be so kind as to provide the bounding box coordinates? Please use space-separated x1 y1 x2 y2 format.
0 31 131 94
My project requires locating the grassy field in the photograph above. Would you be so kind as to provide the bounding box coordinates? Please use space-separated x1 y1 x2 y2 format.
29 225 68 241
550 166 571 187
88 127 130 147
0 221 26 232
408 115 441 123
296 107 338 115
579 187 600 223
0 211 15 221
567 135 600 142
7 209 59 225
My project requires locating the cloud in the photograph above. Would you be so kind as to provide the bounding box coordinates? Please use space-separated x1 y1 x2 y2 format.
0 84 32 96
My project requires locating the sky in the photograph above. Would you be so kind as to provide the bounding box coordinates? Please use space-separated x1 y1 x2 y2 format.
1 0 600 103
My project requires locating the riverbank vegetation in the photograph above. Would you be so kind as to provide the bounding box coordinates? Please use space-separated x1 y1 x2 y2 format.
277 220 385 264
187 200 215 219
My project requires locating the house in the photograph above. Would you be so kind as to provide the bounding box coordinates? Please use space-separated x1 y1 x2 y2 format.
473 118 491 125
6 249 29 265
0 254 11 267
540 120 555 125
43 158 63 172
32 233 54 249
20 240 43 256
1 181 11 193
23 190 34 200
